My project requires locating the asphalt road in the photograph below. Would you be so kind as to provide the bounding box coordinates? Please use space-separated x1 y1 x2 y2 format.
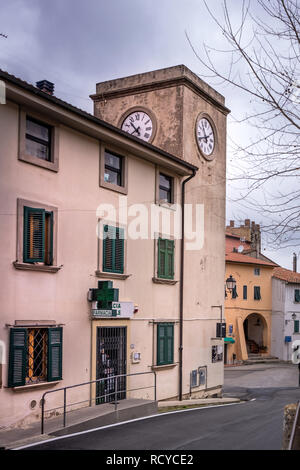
25 363 300 451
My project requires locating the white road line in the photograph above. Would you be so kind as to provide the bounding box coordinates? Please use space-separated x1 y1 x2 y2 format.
13 401 246 450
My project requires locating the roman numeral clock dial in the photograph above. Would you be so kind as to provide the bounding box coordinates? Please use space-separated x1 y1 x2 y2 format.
121 110 154 142
196 116 216 160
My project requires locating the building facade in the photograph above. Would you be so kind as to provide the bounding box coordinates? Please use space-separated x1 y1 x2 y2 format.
0 65 228 429
271 267 300 361
224 221 277 363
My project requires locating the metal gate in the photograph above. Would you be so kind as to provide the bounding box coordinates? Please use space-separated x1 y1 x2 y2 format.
96 326 127 404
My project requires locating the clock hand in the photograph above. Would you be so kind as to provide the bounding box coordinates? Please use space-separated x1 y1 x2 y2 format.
130 122 139 133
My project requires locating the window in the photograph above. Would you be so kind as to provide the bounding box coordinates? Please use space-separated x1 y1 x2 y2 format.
159 173 173 203
8 327 63 387
294 320 299 333
103 225 124 274
14 199 59 272
254 268 260 276
19 111 59 172
295 289 300 303
243 285 247 300
157 323 174 366
254 286 261 300
232 286 238 299
23 206 53 264
157 238 174 279
25 117 51 161
104 150 123 186
100 145 128 195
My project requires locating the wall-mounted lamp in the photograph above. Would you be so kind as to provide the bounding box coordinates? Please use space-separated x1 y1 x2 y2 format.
225 275 236 293
292 313 297 321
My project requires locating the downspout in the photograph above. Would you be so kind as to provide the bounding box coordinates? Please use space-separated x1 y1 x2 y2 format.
179 169 197 401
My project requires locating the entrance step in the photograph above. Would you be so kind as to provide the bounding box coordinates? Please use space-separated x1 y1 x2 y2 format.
243 355 281 365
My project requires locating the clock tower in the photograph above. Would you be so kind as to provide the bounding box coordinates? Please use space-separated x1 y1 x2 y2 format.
90 65 230 398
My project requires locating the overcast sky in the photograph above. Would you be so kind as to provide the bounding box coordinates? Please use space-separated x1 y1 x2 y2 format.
0 0 296 269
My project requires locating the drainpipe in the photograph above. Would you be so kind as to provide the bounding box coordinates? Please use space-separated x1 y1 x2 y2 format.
179 169 197 401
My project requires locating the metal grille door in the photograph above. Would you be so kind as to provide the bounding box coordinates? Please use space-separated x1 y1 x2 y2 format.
96 327 127 404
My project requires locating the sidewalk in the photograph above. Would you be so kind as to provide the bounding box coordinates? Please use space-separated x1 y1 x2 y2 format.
0 396 241 450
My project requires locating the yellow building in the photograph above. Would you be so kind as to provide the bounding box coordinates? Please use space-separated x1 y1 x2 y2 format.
224 225 277 363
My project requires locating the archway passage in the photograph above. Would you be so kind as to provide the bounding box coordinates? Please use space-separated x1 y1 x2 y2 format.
243 313 267 354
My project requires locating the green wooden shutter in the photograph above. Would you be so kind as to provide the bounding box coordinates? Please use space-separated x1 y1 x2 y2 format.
294 320 300 333
45 211 53 265
47 328 63 381
158 239 174 279
157 323 174 365
23 206 45 263
103 226 124 273
295 290 300 303
115 227 124 273
8 328 27 387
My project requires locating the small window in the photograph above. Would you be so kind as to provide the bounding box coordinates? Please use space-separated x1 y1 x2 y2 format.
231 286 238 299
23 207 53 265
25 117 51 161
294 320 299 333
254 286 261 300
157 238 174 279
159 173 173 203
295 289 300 303
104 150 123 187
8 327 63 387
157 323 174 366
243 285 247 300
254 268 260 276
103 225 124 274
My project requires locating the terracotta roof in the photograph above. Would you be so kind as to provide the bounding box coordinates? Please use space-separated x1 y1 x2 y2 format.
225 232 243 239
226 252 278 267
273 267 300 284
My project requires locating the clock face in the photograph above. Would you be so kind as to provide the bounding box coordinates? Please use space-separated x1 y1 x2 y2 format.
196 117 215 157
121 111 153 142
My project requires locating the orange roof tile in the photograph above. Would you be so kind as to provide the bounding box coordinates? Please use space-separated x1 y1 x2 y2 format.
272 267 300 284
226 252 278 267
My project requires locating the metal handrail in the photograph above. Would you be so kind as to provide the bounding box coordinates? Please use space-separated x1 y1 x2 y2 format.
41 370 156 434
288 400 300 450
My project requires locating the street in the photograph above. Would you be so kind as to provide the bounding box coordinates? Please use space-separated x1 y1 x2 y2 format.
19 363 300 450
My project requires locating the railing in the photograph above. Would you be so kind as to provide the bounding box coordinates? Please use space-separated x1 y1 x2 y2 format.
41 371 156 434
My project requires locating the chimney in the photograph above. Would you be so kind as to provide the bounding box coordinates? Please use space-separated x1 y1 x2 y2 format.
229 220 235 228
245 219 250 227
293 253 297 272
36 80 54 96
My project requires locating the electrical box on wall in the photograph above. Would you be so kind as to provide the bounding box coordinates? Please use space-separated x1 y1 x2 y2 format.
131 351 141 364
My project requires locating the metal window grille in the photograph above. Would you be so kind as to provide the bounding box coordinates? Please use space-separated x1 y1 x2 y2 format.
26 328 48 384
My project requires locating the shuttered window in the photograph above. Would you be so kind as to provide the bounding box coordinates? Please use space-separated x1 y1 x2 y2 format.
23 207 53 264
8 327 63 387
254 286 261 300
243 285 247 300
232 286 238 299
294 320 300 334
157 238 174 279
103 225 124 274
294 289 300 303
157 323 174 366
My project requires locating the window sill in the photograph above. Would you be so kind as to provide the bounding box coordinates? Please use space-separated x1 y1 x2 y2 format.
100 180 128 195
152 277 178 285
151 363 177 371
156 200 177 211
95 271 131 280
19 153 59 172
13 262 62 273
11 381 61 392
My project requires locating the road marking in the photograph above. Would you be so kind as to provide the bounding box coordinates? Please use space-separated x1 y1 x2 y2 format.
13 401 246 450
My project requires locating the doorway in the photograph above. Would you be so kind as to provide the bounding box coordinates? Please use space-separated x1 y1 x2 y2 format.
96 326 127 404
